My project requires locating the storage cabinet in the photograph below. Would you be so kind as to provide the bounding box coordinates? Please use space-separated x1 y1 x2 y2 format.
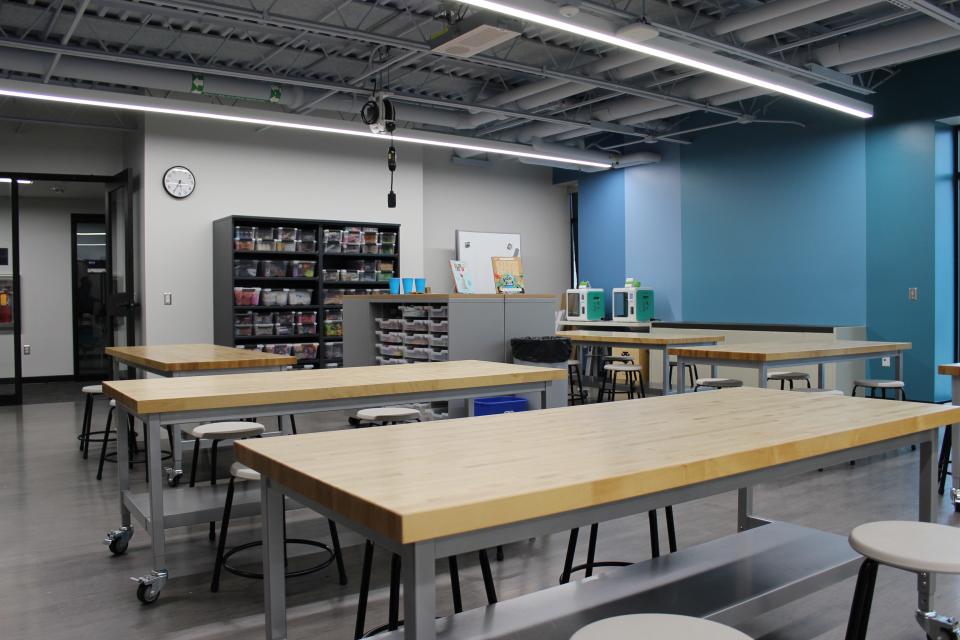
213 215 400 369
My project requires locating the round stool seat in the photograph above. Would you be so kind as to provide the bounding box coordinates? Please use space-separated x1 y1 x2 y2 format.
82 384 103 395
768 371 810 381
793 388 844 395
854 379 905 389
356 407 421 422
850 521 960 574
603 355 634 364
567 359 580 367
109 399 117 407
696 377 743 389
604 363 643 373
186 421 266 439
230 461 260 482
571 614 751 640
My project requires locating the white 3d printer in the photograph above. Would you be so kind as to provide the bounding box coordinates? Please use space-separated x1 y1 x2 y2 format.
612 279 654 322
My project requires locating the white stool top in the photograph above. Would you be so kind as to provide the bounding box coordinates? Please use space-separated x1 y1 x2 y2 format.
571 614 751 640
230 461 260 482
768 371 811 380
603 355 634 363
696 377 743 388
854 379 905 389
567 359 580 366
850 521 960 574
356 407 421 422
604 363 643 372
793 388 844 396
82 384 103 395
186 421 265 439
109 399 117 407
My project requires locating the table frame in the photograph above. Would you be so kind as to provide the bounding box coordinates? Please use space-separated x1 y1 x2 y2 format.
109 380 554 602
673 348 906 394
258 426 938 640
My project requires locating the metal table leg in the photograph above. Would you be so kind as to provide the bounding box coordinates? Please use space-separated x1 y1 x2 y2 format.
661 349 671 396
403 541 437 640
951 379 960 510
737 487 755 532
817 364 826 389
263 477 287 640
918 431 937 610
757 364 768 389
677 358 687 394
130 414 169 603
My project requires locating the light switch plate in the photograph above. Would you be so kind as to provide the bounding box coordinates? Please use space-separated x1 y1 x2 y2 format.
908 287 918 301
23 345 30 355
882 356 891 367
162 292 173 306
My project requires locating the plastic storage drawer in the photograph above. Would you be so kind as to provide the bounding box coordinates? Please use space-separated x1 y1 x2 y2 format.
287 289 313 306
325 341 343 359
234 287 261 306
376 318 403 331
296 311 318 324
404 333 430 346
234 259 259 278
376 331 404 344
254 323 275 336
403 319 430 332
289 260 316 278
260 289 289 306
429 306 448 318
378 344 405 357
429 334 449 348
429 349 449 361
324 320 343 337
235 226 256 240
254 311 275 324
429 320 449 333
401 305 429 318
296 322 318 335
259 260 288 278
404 347 431 360
322 269 340 282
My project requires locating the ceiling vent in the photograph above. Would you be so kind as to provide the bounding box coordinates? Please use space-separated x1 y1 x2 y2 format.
430 15 521 58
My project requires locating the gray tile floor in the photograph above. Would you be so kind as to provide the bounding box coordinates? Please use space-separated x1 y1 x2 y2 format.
2 391 958 639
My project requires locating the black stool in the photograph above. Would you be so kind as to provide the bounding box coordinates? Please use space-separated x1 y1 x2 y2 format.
211 462 347 592
668 361 699 392
599 363 646 401
560 507 677 583
78 384 109 459
851 379 907 400
96 400 173 481
355 542 498 639
568 359 585 405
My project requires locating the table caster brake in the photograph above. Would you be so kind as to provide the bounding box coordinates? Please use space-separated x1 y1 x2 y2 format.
916 610 960 639
104 526 134 555
132 570 167 605
165 467 183 487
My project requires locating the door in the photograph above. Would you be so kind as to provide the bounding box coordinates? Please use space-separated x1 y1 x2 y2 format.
0 178 22 404
105 170 138 379
72 214 110 380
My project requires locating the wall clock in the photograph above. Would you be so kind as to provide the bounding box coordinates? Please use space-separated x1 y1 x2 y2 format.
163 166 196 199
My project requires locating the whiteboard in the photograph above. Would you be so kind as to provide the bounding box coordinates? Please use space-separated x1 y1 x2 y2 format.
455 230 522 294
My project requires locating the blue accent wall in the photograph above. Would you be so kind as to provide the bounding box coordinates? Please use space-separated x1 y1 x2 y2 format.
578 169 625 314
680 115 867 325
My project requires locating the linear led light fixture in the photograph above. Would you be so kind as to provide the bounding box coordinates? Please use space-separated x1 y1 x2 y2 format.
76 232 107 236
0 178 34 184
0 84 611 169
456 0 873 119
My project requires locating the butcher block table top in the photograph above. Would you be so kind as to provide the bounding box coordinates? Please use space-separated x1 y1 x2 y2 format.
557 329 725 346
236 387 958 544
939 363 960 377
105 343 296 372
668 339 911 362
103 360 565 415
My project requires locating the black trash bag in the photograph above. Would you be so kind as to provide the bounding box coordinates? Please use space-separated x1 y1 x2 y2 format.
510 336 572 364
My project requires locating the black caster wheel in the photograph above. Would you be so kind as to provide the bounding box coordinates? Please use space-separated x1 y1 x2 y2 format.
109 537 129 555
954 503 960 513
167 472 183 488
137 582 161 604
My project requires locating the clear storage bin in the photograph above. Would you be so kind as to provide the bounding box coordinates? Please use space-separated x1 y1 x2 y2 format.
254 311 275 324
323 291 343 305
362 228 379 243
235 226 256 240
234 323 254 337
340 269 361 282
289 260 316 278
324 320 343 337
276 311 296 325
324 240 341 254
275 323 294 336
403 319 430 332
429 334 449 348
429 320 449 333
288 289 312 306
325 341 343 359
376 330 404 344
401 306 429 318
234 259 259 278
296 322 318 335
376 318 403 331
429 306 448 318
405 347 431 360
378 344 405 357
361 270 377 282
323 229 342 242
266 343 292 355
341 244 361 254
255 238 275 251
254 323 275 336
260 288 289 306
378 260 395 272
404 333 430 346
234 238 254 251
276 227 299 241
234 287 261 306
297 240 317 252
300 229 317 242
259 260 288 278
380 242 396 255
379 231 397 244
378 271 394 281
300 342 320 360
322 269 340 282
297 311 318 324
235 311 254 326
275 239 297 252
324 309 343 322
429 349 449 362
255 227 274 241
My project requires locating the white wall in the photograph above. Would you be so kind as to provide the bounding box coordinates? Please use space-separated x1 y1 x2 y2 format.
422 150 570 295
0 120 128 175
141 114 424 344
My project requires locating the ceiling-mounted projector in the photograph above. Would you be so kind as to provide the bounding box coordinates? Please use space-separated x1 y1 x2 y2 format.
360 93 396 134
430 14 521 58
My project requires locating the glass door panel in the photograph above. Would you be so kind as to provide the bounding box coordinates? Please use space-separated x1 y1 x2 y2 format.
0 178 21 404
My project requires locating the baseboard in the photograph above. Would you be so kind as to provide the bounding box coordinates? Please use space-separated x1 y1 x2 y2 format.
23 375 78 384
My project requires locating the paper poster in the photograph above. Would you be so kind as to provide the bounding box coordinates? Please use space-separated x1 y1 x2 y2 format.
449 259 475 293
491 256 524 293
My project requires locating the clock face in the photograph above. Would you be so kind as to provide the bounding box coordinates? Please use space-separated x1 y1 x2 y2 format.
163 166 195 199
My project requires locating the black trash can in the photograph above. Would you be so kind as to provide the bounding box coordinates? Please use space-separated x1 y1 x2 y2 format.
510 336 571 409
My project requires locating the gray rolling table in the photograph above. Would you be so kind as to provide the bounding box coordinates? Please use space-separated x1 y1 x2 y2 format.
101 360 564 604
239 388 959 640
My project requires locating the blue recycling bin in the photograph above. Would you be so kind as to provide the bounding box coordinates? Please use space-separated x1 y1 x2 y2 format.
473 396 529 416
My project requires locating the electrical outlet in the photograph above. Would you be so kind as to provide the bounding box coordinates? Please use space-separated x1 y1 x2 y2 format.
909 287 918 301
22 345 30 355
162 292 173 306
882 356 891 367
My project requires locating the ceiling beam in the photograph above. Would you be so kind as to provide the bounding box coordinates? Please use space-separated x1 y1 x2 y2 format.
43 0 90 83
886 0 960 31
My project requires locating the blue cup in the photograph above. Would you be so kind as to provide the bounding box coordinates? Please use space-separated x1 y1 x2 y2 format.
389 277 402 295
402 278 415 294
415 278 426 293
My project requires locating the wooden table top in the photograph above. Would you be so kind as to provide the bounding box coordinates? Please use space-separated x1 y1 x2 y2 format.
558 320 651 329
557 329 725 346
668 339 911 362
105 344 296 372
939 363 960 377
103 360 566 415
236 387 958 544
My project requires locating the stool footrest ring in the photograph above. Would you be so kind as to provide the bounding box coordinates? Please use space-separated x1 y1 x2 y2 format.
222 538 334 580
